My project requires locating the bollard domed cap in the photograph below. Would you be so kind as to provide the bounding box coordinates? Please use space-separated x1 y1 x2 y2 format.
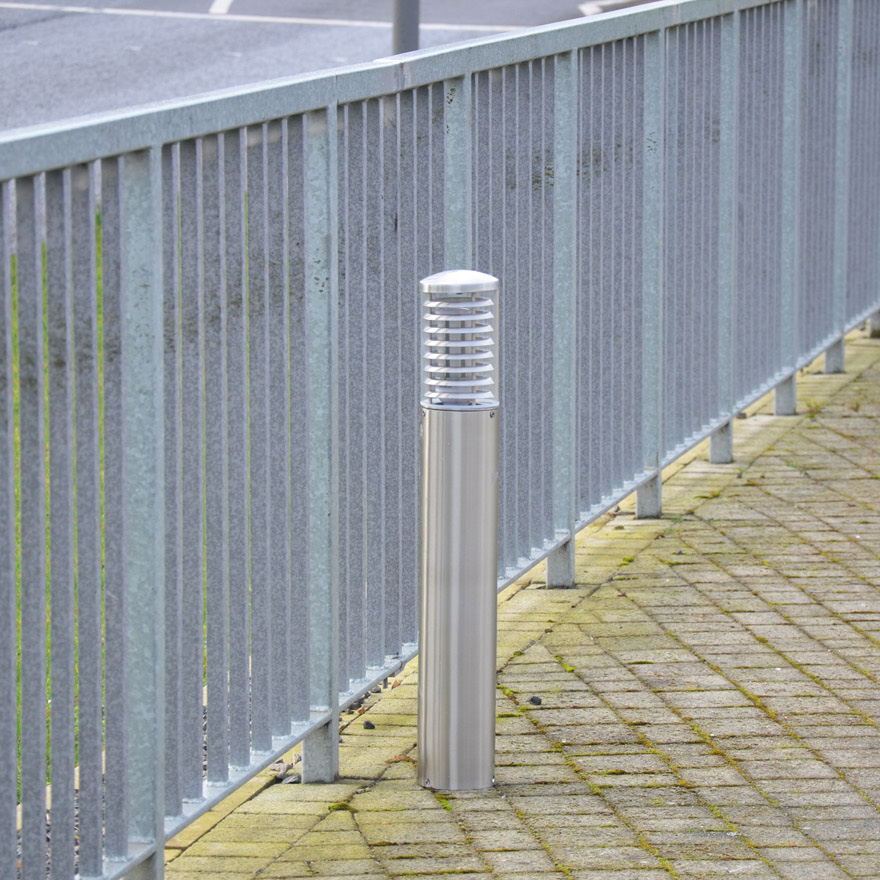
419 269 499 298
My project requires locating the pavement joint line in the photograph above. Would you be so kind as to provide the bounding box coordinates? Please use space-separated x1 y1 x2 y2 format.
592 594 878 870
166 332 880 879
539 649 790 880
664 559 880 729
670 516 880 691
499 684 685 879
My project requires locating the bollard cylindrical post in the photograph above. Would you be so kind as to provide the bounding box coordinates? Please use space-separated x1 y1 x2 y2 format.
418 269 499 791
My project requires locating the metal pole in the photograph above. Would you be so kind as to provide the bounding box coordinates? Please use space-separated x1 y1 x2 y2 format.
418 270 499 791
393 0 420 54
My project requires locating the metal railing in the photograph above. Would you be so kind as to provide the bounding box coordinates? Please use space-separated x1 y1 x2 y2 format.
2 0 879 876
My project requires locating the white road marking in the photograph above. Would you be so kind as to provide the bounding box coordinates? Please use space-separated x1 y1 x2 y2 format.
0 1 523 32
208 0 234 14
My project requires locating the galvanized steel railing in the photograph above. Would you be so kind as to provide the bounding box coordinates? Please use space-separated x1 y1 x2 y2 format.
2 0 879 877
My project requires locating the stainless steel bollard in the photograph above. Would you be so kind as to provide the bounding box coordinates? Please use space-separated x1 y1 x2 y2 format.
418 270 499 791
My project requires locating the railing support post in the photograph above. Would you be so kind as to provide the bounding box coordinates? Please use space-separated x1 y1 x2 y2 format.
824 338 845 374
775 374 797 415
301 106 341 783
636 473 662 519
547 50 578 588
418 270 499 791
869 311 880 338
638 30 665 522
710 420 734 464
120 147 166 879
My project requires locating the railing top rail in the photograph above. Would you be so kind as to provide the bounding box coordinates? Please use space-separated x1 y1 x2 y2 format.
1 0 776 181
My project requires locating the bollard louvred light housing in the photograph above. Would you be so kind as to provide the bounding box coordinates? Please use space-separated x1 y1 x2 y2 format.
421 270 499 409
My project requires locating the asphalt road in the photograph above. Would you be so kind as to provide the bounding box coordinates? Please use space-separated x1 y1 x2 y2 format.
0 0 588 131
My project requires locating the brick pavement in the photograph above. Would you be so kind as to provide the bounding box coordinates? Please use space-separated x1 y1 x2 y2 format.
166 333 880 880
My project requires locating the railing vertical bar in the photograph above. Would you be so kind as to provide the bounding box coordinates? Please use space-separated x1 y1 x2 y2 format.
662 25 678 460
276 115 294 727
620 39 631 480
336 103 348 686
247 124 272 753
828 0 853 371
765 3 780 385
399 89 418 645
632 36 645 477
771 1 784 379
847 0 871 319
637 28 664 517
162 142 183 817
626 36 638 479
515 61 524 565
203 131 230 777
225 128 251 765
429 83 444 270
741 6 754 393
515 60 525 557
706 20 717 429
119 145 165 879
301 104 340 782
823 0 837 343
713 10 738 462
682 22 692 437
101 155 127 861
612 41 623 493
672 24 684 440
624 40 634 479
577 46 593 513
691 21 700 433
16 174 47 880
696 20 705 430
546 50 577 587
537 58 550 553
266 119 290 733
499 65 515 571
45 168 76 880
541 59 554 550
178 139 205 796
381 92 401 658
0 181 16 880
747 6 760 391
342 101 365 686
71 161 103 878
337 109 350 691
778 0 801 412
522 59 535 554
706 20 717 428
869 2 880 327
365 97 386 670
287 115 311 722
443 74 472 271
597 44 608 499
868 0 880 321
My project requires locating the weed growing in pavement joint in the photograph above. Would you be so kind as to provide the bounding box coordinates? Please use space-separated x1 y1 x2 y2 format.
434 793 452 811
327 801 355 813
